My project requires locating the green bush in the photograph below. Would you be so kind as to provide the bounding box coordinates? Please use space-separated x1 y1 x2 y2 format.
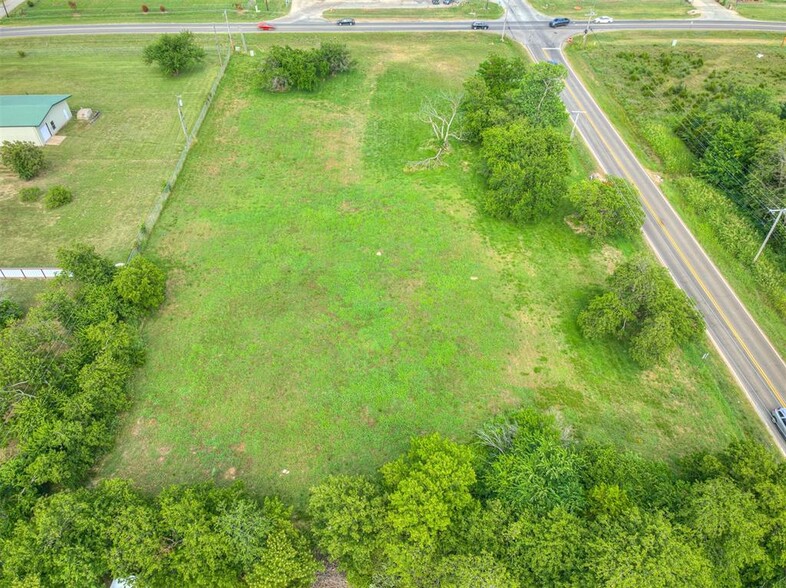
0 141 44 180
44 185 73 209
18 186 43 203
0 299 23 328
113 255 167 313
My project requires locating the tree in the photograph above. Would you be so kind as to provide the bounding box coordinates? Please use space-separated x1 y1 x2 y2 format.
0 141 45 180
460 75 509 143
315 42 354 75
258 44 353 93
308 475 384 583
409 92 463 169
113 255 167 313
509 62 569 128
569 176 644 241
479 120 569 223
476 54 525 100
57 243 117 286
578 254 704 366
143 31 206 76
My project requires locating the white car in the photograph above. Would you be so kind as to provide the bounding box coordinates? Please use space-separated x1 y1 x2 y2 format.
593 15 614 23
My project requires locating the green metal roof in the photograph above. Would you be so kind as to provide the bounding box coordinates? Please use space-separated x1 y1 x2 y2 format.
0 94 72 128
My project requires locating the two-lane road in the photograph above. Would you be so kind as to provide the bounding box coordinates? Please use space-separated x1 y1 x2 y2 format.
2 14 785 452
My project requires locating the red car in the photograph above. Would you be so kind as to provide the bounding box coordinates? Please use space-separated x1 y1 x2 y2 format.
257 22 275 30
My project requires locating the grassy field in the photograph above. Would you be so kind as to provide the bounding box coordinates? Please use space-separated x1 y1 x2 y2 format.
0 36 222 266
2 0 287 25
99 34 767 506
733 0 786 20
324 0 503 21
529 0 693 19
565 31 786 354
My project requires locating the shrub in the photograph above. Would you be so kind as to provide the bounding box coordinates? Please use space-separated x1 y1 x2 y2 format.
141 3 149 11
17 50 27 58
159 4 166 11
0 141 44 180
68 0 76 8
143 31 205 76
0 299 23 328
113 255 167 313
258 43 353 92
44 185 73 209
19 186 42 202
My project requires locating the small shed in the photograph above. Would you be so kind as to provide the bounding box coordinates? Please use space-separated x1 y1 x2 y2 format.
0 94 73 146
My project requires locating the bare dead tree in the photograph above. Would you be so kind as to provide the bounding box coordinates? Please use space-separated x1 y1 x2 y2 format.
407 91 464 170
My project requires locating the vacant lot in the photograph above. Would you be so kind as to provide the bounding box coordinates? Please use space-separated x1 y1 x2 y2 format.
3 0 286 24
0 36 221 266
566 31 786 354
529 0 692 19
324 0 503 20
101 34 766 506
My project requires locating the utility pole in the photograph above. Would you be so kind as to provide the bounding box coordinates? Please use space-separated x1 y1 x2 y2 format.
753 207 786 263
583 8 595 47
213 25 223 67
240 30 248 53
176 95 190 147
501 0 508 41
1 1 9 18
569 110 583 140
224 9 233 50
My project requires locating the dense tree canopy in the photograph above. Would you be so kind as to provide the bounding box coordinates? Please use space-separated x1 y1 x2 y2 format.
578 253 704 365
258 43 353 92
569 176 645 240
479 120 569 223
306 409 786 587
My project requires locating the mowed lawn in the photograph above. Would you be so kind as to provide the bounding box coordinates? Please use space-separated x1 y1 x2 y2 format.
2 0 287 25
528 0 693 19
102 34 766 506
0 36 221 266
324 0 504 21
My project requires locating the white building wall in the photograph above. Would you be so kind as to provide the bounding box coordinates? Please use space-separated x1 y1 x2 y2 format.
41 100 73 136
0 126 42 146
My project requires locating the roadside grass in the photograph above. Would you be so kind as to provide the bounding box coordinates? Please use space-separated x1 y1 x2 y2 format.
99 34 767 506
2 0 287 25
324 0 503 21
0 35 222 266
565 31 786 353
734 0 786 21
528 0 693 19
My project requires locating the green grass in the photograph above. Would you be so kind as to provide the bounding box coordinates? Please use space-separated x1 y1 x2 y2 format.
0 36 222 266
529 0 693 19
324 0 503 21
99 34 767 507
733 0 786 21
2 0 287 25
0 280 48 311
565 31 786 354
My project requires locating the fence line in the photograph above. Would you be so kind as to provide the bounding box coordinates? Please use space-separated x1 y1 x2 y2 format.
127 48 231 262
0 268 63 279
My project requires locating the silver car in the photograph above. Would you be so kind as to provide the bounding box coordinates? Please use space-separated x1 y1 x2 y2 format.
772 407 786 439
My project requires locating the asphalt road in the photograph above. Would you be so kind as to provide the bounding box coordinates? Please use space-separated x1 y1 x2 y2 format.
2 11 785 452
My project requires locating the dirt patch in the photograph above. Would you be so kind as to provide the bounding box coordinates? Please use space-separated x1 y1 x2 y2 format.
223 466 238 480
157 445 172 464
592 244 623 275
360 405 377 428
564 215 588 235
313 563 349 588
232 441 247 454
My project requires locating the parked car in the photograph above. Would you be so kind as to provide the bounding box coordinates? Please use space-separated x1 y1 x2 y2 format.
432 0 440 4
772 407 786 439
471 21 489 29
549 17 570 27
443 0 454 5
337 18 355 25
257 22 275 30
593 15 614 23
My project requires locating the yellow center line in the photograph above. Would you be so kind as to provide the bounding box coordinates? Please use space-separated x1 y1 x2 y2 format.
561 80 785 406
